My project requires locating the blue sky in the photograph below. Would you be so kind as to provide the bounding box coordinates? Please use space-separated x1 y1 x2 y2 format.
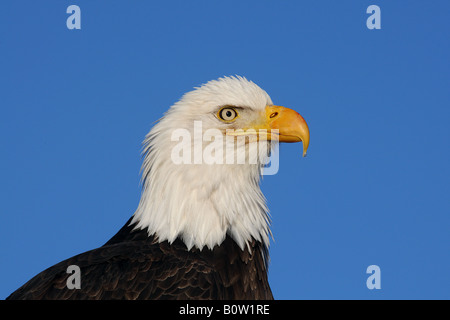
1 1 449 299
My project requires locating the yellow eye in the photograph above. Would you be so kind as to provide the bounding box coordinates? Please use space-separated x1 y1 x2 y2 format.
218 107 238 122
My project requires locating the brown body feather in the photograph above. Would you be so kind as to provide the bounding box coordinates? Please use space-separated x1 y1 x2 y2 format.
7 218 273 300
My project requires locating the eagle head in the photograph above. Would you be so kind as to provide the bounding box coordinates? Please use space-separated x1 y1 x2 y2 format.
131 76 309 251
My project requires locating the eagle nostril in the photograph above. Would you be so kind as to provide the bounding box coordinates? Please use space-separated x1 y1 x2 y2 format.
270 112 278 118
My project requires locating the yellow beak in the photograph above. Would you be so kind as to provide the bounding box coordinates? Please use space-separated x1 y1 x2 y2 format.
225 105 310 157
264 105 310 157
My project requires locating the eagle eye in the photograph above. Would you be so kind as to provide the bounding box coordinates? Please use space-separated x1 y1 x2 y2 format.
218 107 239 122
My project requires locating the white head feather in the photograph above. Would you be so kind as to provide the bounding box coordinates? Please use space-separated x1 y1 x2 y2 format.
131 76 274 251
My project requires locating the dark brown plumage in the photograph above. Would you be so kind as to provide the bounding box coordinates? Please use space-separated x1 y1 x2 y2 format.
7 218 273 300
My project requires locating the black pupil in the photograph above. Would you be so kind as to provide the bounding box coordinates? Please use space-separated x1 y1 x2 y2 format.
225 110 232 118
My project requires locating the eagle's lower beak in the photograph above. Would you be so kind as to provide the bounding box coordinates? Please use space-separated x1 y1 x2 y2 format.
264 105 310 157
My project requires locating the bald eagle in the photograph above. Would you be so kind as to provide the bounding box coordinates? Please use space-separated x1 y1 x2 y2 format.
7 76 309 300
